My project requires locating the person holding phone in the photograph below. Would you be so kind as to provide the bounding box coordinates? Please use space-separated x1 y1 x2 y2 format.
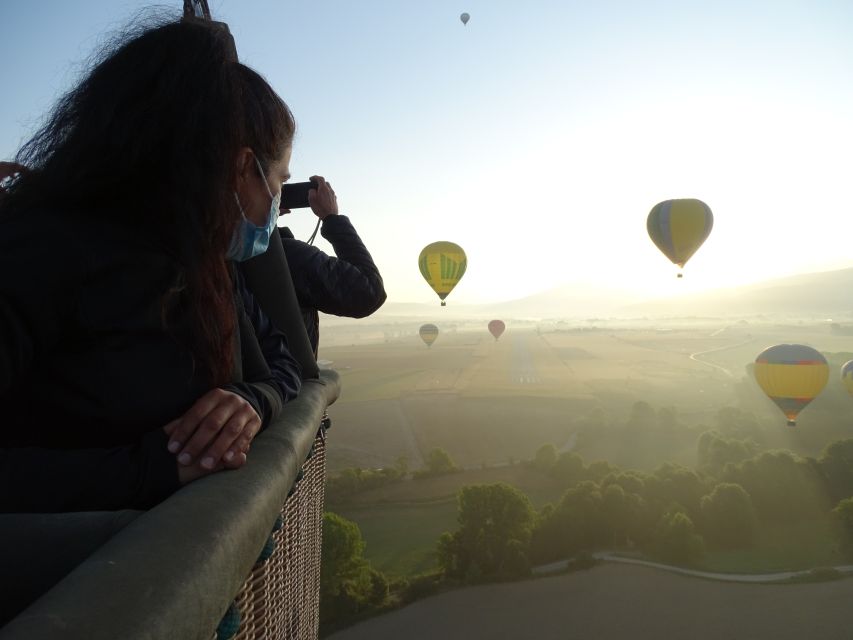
278 176 386 353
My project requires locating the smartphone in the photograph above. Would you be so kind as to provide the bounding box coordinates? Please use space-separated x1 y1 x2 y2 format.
281 180 316 210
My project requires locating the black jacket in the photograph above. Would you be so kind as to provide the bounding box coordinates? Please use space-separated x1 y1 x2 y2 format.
280 215 386 351
0 209 301 513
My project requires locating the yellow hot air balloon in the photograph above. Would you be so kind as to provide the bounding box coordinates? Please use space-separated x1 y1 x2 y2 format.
754 344 828 427
418 241 467 306
419 323 439 348
647 199 713 278
841 360 853 396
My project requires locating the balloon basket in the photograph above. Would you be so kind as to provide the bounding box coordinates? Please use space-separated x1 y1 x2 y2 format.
441 301 446 307
787 420 797 427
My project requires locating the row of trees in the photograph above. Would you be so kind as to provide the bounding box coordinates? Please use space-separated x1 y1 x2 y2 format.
326 448 459 502
439 436 853 582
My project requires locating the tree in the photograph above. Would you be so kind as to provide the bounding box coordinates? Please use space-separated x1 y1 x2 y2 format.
833 497 853 559
724 450 828 522
550 451 584 486
321 512 368 603
652 509 704 565
699 483 757 549
321 512 388 623
439 483 535 581
628 401 657 430
416 448 458 478
819 439 853 503
697 430 756 475
532 443 558 472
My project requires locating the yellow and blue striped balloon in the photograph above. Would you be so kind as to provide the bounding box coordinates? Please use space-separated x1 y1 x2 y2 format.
419 323 439 348
754 344 828 427
647 199 713 277
418 241 467 306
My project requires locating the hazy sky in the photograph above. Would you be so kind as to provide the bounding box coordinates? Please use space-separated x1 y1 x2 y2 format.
3 1 853 305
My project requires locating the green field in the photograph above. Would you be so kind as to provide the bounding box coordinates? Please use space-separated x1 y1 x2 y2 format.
320 319 853 577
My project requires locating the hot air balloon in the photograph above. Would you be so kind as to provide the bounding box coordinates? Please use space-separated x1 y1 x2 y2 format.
460 12 470 25
419 323 439 348
841 360 853 396
418 241 467 306
488 320 505 341
753 344 829 427
647 199 713 278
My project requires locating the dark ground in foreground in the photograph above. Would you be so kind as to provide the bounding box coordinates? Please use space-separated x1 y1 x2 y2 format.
327 563 852 640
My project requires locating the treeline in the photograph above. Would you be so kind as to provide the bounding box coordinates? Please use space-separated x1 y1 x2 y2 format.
440 435 853 581
326 448 459 502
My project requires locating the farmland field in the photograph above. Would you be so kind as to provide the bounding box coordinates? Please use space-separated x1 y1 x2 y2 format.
320 318 853 576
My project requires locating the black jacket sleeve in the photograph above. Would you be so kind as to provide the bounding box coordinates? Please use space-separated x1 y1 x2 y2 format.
222 272 302 428
280 215 386 318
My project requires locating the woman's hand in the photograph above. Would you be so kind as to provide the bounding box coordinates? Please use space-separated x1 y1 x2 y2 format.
163 388 261 474
307 175 339 220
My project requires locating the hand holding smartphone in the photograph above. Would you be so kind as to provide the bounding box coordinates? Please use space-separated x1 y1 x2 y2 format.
281 179 318 210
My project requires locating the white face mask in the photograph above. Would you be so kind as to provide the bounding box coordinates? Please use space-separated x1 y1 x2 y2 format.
227 156 281 262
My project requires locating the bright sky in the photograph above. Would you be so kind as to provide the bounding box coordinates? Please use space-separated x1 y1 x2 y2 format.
3 1 853 305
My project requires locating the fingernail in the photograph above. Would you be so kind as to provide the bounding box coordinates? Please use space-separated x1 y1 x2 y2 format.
178 453 192 465
168 441 181 453
201 456 215 469
224 451 235 462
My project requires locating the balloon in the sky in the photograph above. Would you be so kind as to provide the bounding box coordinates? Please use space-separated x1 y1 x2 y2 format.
418 241 467 306
419 323 439 348
841 360 853 396
488 320 505 341
647 199 713 278
460 12 470 25
753 344 828 427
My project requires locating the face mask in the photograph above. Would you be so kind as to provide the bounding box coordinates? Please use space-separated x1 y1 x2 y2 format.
227 156 281 262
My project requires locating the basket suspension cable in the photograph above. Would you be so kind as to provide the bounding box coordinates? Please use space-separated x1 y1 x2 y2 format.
183 0 212 20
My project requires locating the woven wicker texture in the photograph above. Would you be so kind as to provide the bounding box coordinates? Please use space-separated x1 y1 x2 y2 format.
217 421 327 640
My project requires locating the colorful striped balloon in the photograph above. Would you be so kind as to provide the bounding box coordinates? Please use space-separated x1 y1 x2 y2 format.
419 323 439 348
647 199 713 277
841 360 853 396
753 344 829 427
418 241 467 306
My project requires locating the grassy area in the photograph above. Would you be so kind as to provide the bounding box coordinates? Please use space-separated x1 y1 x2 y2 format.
699 519 846 574
334 498 456 577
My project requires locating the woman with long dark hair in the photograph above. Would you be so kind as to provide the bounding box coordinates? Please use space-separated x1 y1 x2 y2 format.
0 16 302 512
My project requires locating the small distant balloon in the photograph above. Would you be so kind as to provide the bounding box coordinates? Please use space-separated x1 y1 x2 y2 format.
460 12 470 25
753 344 828 427
420 323 439 348
488 320 505 341
647 198 713 278
418 241 467 306
841 360 853 396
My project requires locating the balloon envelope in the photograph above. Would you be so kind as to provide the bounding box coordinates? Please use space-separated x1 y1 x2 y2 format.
647 199 713 274
488 320 505 340
842 360 853 396
418 241 467 306
754 344 828 426
460 12 470 25
419 323 439 347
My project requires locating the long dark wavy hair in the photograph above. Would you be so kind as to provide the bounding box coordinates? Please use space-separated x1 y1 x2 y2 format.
1 15 295 385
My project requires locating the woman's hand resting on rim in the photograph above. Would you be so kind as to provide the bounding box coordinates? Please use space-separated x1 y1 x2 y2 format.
163 388 261 484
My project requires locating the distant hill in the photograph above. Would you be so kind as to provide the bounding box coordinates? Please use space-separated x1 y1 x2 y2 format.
367 268 853 322
622 268 853 319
